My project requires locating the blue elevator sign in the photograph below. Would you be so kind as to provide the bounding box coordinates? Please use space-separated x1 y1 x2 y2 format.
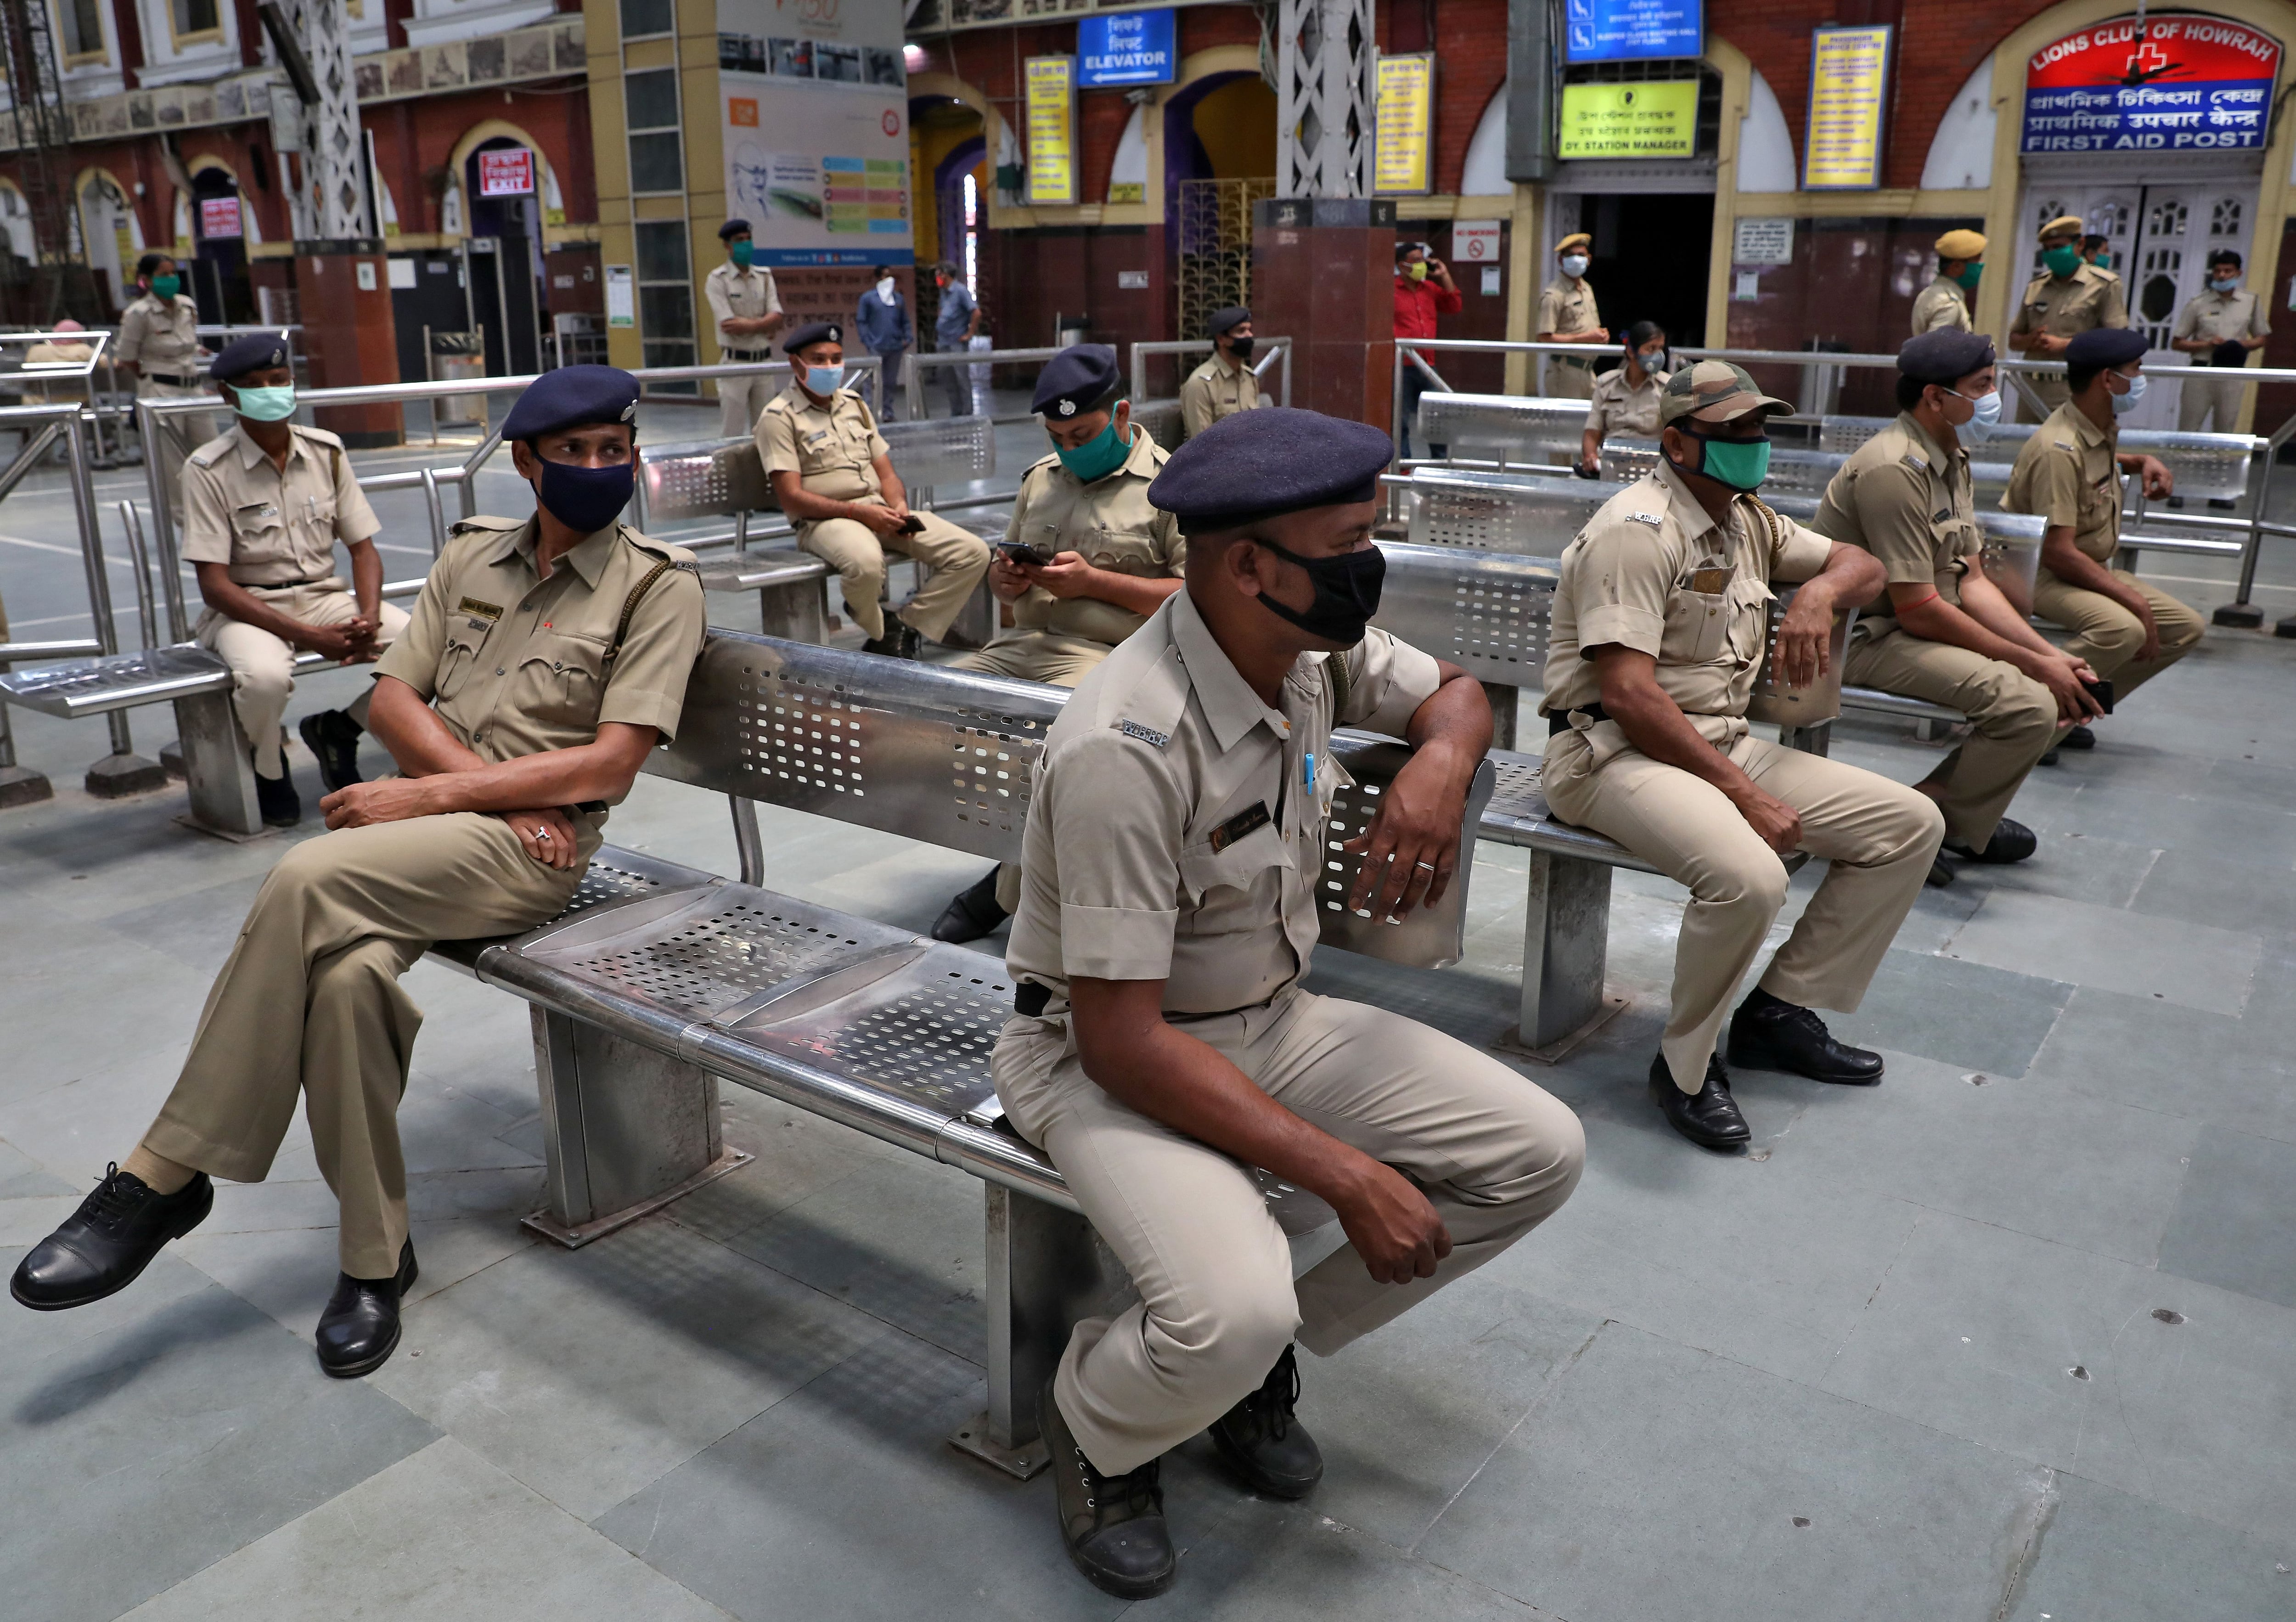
1079 11 1176 88
1563 0 1702 64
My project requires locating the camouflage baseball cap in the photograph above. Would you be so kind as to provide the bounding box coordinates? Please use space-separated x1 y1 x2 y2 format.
1657 360 1794 427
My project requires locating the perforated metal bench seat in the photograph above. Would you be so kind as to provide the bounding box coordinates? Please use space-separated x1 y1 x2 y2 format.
0 644 235 719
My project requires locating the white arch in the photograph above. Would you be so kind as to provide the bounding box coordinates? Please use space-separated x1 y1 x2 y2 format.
1923 55 1997 191
1462 81 1508 196
1111 103 1149 193
1736 68 1795 191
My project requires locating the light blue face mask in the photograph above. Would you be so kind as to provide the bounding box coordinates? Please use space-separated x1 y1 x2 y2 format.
801 361 844 396
2110 371 2147 415
1950 386 2003 443
231 383 297 423
2211 276 2240 293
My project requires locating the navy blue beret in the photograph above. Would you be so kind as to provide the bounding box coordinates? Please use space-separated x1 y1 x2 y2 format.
718 218 752 240
783 321 842 355
501 364 638 441
209 331 291 382
1208 306 1251 338
1148 407 1393 532
2065 327 2148 369
1033 344 1121 418
1898 328 1994 383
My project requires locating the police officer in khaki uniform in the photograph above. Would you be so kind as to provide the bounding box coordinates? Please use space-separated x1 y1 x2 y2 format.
704 218 785 437
182 333 411 828
1179 306 1263 439
2172 248 2269 442
1911 229 1985 336
10 366 706 1381
115 252 213 517
1577 320 1670 476
1537 232 1607 400
1002 407 1583 1598
1542 361 1943 1149
2009 216 2129 413
756 321 990 658
1823 331 2093 878
932 346 1186 943
2007 327 2201 748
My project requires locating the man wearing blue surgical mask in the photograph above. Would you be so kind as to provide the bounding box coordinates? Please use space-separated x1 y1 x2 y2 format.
181 332 410 827
933 344 1187 942
2171 249 2269 450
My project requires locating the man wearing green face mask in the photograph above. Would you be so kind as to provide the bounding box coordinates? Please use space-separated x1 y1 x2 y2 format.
117 252 214 524
2009 215 2128 414
934 344 1187 943
705 219 785 437
1911 228 1985 336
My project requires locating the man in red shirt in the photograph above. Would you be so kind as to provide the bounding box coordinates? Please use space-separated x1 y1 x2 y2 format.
1395 241 1463 461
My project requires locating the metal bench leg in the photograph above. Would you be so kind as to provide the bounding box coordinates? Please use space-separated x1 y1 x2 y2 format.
756 576 827 642
1499 850 1628 1063
0 702 52 808
84 709 168 798
521 1008 751 1248
1779 719 1834 756
1480 682 1519 752
173 691 262 837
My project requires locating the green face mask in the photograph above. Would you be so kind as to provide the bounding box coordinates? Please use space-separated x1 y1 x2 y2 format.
1054 412 1132 482
1954 262 1982 292
730 240 754 267
231 383 297 423
1680 428 1770 492
2042 245 2082 278
149 274 181 300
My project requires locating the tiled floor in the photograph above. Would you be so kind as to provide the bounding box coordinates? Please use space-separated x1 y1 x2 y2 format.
1 434 2293 1618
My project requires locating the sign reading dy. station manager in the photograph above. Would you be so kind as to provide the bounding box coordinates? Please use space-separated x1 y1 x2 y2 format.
2024 14 2280 152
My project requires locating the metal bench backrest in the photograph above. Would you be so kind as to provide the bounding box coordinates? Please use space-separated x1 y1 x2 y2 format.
644 631 1495 970
1134 401 1185 451
1416 394 1587 467
882 413 997 490
1821 413 2257 502
636 414 996 524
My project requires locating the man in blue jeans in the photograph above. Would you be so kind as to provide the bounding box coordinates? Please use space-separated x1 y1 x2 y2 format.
856 264 913 422
933 262 982 417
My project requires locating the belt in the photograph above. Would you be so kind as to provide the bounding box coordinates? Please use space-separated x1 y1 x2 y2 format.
1013 980 1277 1020
722 349 768 361
1548 701 1610 737
146 372 198 387
249 575 337 591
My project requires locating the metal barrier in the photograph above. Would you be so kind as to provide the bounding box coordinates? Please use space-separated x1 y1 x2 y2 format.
1127 337 1295 411
903 345 1072 424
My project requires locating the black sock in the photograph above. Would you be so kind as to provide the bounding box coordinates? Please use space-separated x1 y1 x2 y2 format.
1744 985 1794 1014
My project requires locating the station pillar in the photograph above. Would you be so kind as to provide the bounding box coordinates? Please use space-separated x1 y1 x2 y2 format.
1250 197 1396 428
292 238 401 447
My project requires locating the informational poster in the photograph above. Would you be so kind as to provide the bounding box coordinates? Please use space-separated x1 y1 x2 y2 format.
1452 220 1503 265
1373 54 1435 196
720 0 912 266
1563 0 1701 64
199 196 242 239
1804 25 1891 189
1732 216 1795 264
1079 11 1175 88
1555 80 1699 158
2023 14 2279 153
1025 56 1078 207
605 264 634 327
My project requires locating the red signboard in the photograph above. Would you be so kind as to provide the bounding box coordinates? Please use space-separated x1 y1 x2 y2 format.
198 196 242 239
478 147 536 198
2024 13 2281 152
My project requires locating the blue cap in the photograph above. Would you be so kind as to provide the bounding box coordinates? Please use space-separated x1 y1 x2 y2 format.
783 321 842 355
208 331 292 382
1032 344 1121 419
500 364 639 441
1148 407 1393 534
1208 306 1251 338
1898 328 1994 383
718 218 752 240
2065 327 2148 369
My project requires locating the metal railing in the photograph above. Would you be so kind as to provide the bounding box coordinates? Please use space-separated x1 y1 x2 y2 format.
902 345 1075 425
1128 337 1294 410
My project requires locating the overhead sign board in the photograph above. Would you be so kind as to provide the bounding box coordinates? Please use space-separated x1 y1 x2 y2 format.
1024 56 1078 207
1079 10 1175 87
1804 24 1891 189
478 147 535 197
1563 0 1701 64
199 196 242 239
1556 79 1699 159
2023 13 2281 153
1373 53 1435 195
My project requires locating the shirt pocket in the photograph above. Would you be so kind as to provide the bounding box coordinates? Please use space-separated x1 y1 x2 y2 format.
435 624 490 701
230 501 293 569
2077 471 2117 533
1724 570 1775 664
1085 526 1162 574
1176 820 1292 910
1661 571 1733 665
510 631 611 734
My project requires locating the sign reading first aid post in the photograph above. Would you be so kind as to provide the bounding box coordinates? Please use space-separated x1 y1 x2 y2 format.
2024 14 2280 152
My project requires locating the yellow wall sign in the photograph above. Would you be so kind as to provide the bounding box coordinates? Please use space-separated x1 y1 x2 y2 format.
1025 56 1078 208
1555 81 1699 159
1374 53 1435 195
1804 25 1891 189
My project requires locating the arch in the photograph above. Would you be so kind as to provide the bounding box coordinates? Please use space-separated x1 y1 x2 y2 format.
908 71 1017 220
441 118 563 239
1923 55 1998 191
72 165 143 307
1736 68 1795 191
1110 103 1149 196
182 151 262 245
1461 81 1508 197
0 179 34 263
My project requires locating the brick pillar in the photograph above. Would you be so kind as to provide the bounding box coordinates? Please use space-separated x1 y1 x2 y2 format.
292 237 400 448
1251 196 1396 427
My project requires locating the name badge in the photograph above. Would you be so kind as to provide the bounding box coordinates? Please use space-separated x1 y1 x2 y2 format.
1209 801 1272 852
458 597 503 622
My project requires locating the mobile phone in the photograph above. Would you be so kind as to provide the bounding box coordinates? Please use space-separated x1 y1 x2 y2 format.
996 541 1051 566
2079 676 2114 715
896 514 924 535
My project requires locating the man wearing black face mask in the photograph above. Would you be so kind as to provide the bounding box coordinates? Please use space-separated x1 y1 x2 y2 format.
997 406 1583 1600
1179 306 1263 439
9 366 705 1381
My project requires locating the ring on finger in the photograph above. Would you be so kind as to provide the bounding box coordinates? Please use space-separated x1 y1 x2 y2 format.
1414 860 1436 872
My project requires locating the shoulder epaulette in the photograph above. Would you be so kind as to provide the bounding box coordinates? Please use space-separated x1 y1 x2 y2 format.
448 514 524 537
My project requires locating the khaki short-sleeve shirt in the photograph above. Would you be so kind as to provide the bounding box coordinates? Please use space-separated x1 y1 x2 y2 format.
1537 276 1601 338
2003 400 2121 563
2173 287 2269 352
180 423 383 586
1584 365 1667 440
703 262 784 351
755 382 888 505
2009 264 2128 344
1541 462 1834 751
1810 411 1979 638
1006 430 1185 646
374 516 706 798
115 293 203 374
1911 277 1974 335
1004 590 1443 1014
1178 354 1262 439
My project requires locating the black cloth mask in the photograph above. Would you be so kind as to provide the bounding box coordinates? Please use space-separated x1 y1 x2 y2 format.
536 457 635 534
1251 536 1385 644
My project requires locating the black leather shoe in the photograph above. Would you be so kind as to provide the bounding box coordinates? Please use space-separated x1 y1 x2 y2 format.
254 760 301 828
11 1164 213 1310
2038 746 2062 767
1041 1379 1176 1599
1210 1344 1323 1499
2060 724 2096 751
1943 817 2037 864
1727 989 1884 1085
931 867 1009 943
298 708 365 793
1926 855 1955 888
315 1240 418 1379
1649 1053 1750 1150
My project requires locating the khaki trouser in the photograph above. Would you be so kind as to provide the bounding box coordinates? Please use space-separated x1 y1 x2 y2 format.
1542 728 1943 1095
1843 631 2060 847
1542 355 1599 400
140 812 592 1277
195 582 410 776
2034 569 2206 698
951 631 1117 911
717 370 775 439
995 987 1584 1476
140 377 214 524
798 511 988 643
2177 368 2246 434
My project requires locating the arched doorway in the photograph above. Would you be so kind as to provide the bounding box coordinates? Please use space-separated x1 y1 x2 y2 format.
1164 69 1277 341
461 134 547 376
189 162 254 323
910 92 987 345
75 172 141 314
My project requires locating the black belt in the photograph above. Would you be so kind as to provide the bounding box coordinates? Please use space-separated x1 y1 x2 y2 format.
1548 702 1610 737
251 575 336 590
1014 981 1052 1016
723 349 768 361
146 372 198 387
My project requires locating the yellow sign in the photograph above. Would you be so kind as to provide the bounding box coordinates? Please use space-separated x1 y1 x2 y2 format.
1025 56 1077 208
1804 25 1891 189
1556 80 1699 159
1374 53 1435 195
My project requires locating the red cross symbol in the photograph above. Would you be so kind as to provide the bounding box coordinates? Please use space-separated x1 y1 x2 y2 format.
2128 39 2170 77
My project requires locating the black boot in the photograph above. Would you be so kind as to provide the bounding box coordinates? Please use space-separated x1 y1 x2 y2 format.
1210 1344 1323 1499
1648 1052 1750 1150
10 1164 214 1310
315 1239 418 1379
1925 855 1955 888
931 867 1010 943
1942 817 2037 864
861 623 920 659
298 708 365 794
1041 1379 1177 1599
253 755 301 828
1727 987 1884 1085
2060 724 2096 751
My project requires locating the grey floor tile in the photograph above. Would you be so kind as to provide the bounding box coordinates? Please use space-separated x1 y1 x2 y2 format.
1415 1320 2056 1622
2027 986 2296 1145
2156 1126 2296 1310
370 1213 893 1521
121 1437 732 1622
0 1134 75 1199
2131 845 2296 937
663 1092 905 1245
89 873 264 975
2051 779 2296 866
1943 889 2261 1015
262 1077 541 1185
2003 1470 2296 1622
178 1213 538 1341
1824 948 2072 1078
1955 831 2162 910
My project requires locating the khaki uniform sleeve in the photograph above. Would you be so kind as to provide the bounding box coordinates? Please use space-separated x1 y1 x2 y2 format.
1846 462 1945 585
374 546 459 698
2008 289 2035 340
2248 295 2270 340
1566 520 1675 658
1583 384 1610 438
2099 278 2129 328
855 395 890 462
1770 512 1838 583
1536 286 1565 334
328 444 382 544
2173 298 2204 341
703 270 737 344
178 458 235 566
597 563 706 742
762 269 783 317
2019 442 2087 531
1042 727 1190 982
114 305 149 366
1337 628 1444 738
755 403 800 476
1180 374 1214 439
1001 467 1036 547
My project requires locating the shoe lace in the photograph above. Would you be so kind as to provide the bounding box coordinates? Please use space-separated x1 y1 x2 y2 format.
1077 1448 1164 1518
79 1164 146 1233
1247 1345 1301 1441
